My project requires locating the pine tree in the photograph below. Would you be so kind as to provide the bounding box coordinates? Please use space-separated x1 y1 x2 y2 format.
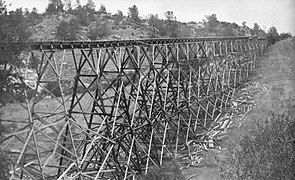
128 5 141 22
0 1 30 177
46 0 64 14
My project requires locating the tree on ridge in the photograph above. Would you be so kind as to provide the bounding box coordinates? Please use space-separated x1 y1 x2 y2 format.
128 5 141 22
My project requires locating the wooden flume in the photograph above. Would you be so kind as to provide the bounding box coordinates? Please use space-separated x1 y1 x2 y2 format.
1 36 267 179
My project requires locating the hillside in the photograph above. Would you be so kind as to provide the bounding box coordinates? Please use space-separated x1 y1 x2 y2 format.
29 13 151 41
26 10 268 42
183 38 295 179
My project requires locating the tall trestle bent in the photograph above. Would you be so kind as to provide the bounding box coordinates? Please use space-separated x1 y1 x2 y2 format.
1 37 267 179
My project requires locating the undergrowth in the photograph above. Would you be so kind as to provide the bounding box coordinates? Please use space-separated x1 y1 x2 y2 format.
220 113 295 179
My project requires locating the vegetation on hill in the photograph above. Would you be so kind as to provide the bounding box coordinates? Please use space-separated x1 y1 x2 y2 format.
0 0 31 105
219 38 295 180
220 114 295 179
2 0 292 42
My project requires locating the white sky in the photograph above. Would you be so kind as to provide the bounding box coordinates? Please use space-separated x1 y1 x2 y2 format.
5 0 295 34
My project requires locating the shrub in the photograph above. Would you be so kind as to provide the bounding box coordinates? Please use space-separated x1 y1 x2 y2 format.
45 0 64 14
128 5 141 23
222 26 235 37
88 20 110 40
56 19 79 40
114 18 120 25
220 113 295 179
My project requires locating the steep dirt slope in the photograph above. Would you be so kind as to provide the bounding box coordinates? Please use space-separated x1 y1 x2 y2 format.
184 38 295 180
235 38 295 138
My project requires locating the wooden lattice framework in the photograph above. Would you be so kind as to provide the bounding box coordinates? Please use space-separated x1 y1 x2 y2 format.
1 37 267 179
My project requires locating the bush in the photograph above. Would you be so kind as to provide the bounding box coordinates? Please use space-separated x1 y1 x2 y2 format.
222 26 235 37
56 19 79 40
88 20 110 40
220 113 295 179
128 5 141 23
45 0 64 14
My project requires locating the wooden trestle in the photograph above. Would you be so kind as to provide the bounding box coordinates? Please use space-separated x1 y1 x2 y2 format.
2 37 267 179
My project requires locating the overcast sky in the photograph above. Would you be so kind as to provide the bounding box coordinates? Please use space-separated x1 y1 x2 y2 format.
5 0 295 34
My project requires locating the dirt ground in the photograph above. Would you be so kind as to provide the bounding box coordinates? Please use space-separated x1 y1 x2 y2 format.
183 38 295 180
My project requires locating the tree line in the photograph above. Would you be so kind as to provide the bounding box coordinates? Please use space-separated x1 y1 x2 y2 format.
43 0 292 40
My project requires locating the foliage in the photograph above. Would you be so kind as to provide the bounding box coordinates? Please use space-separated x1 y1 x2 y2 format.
0 0 5 12
147 14 162 37
85 0 95 11
177 25 193 37
75 0 81 7
64 0 72 11
8 1 276 42
0 2 31 178
88 20 110 40
280 32 292 39
116 10 124 18
205 14 219 33
128 5 141 23
46 0 64 14
56 19 79 40
147 12 181 38
220 113 295 180
230 22 239 29
0 5 30 103
147 13 194 38
162 20 180 37
165 11 176 21
114 10 124 25
148 14 160 29
24 7 42 26
98 4 107 14
251 23 261 36
268 26 280 44
268 26 279 36
70 2 95 26
159 11 182 37
222 26 235 37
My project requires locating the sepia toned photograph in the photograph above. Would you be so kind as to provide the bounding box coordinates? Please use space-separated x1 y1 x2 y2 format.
0 0 294 179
